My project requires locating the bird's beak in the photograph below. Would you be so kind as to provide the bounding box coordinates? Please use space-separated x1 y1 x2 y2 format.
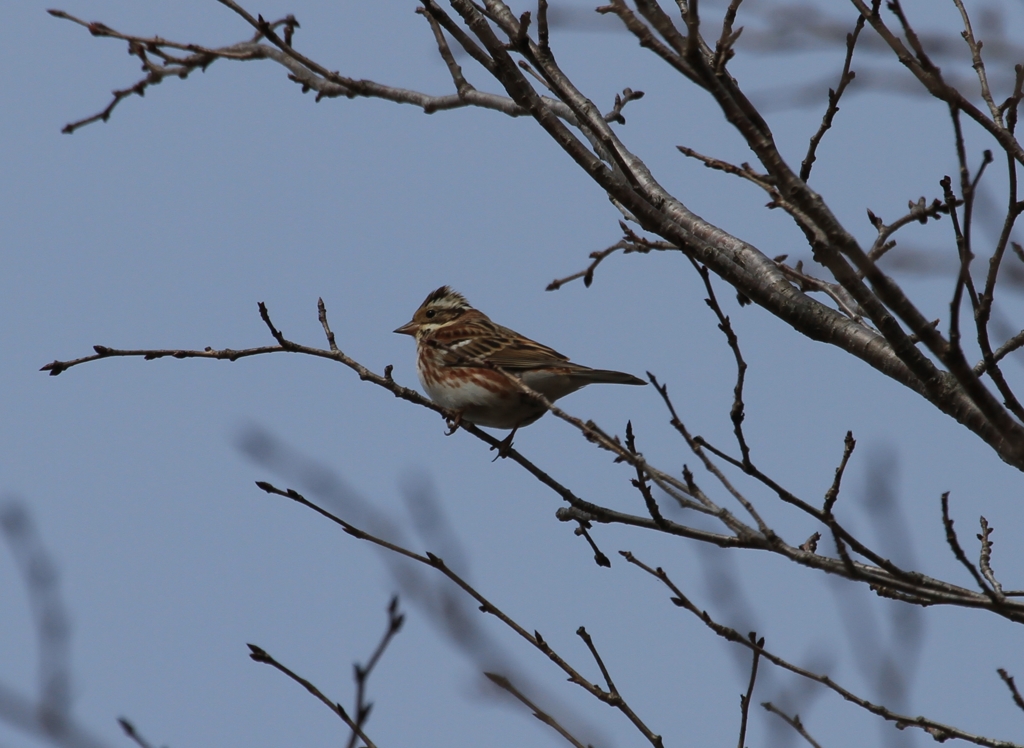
393 320 418 336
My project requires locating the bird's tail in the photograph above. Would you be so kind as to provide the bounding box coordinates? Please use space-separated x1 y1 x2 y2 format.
577 368 647 386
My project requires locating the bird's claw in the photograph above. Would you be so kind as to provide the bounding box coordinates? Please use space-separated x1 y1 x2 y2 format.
489 429 517 460
444 412 463 436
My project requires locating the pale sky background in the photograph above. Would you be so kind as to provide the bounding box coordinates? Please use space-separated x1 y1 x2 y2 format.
4 1 1024 747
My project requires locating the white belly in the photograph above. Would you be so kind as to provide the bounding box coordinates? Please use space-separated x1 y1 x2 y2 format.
417 354 547 429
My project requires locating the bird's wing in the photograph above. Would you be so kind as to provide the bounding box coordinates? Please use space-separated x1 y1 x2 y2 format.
434 321 572 371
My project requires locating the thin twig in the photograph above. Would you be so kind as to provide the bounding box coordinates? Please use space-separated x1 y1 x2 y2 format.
547 240 635 291
537 0 550 53
42 304 1024 621
255 482 665 747
346 596 405 748
713 0 744 73
677 145 776 193
688 260 751 466
248 644 378 748
973 147 1024 418
603 87 646 124
576 627 620 699
626 420 667 527
951 0 1000 123
997 669 1024 714
648 374 772 540
800 13 866 181
865 197 953 264
823 431 856 516
976 329 1024 375
941 170 972 356
573 519 612 567
775 260 866 323
761 703 824 748
977 517 1005 602
484 673 589 748
620 551 1024 748
941 493 991 596
737 633 763 748
417 6 474 97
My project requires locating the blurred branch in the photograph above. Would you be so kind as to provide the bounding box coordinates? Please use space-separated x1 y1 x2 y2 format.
117 718 157 748
49 0 1024 468
620 551 1023 748
0 501 112 748
849 0 1024 165
254 481 664 747
43 297 1024 624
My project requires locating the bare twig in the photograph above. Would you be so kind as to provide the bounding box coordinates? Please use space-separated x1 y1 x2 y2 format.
573 519 613 568
941 492 991 597
547 240 636 291
800 13 866 181
247 644 378 748
48 10 253 133
484 673 589 748
626 420 667 528
417 6 473 97
775 260 866 322
689 260 752 465
977 517 1006 602
997 669 1024 714
255 482 666 747
49 6 576 129
737 633 763 748
603 87 646 124
823 431 856 516
345 596 405 748
762 703 824 748
620 551 1024 748
951 0 1000 123
677 145 776 193
537 0 550 53
713 0 744 73
576 627 621 700
973 146 1024 418
647 374 773 539
865 197 954 264
976 329 1024 375
42 304 1024 620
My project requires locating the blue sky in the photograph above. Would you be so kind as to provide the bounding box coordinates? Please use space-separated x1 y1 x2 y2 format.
4 1 1024 746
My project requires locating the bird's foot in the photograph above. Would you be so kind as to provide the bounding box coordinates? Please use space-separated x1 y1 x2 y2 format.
489 427 519 460
444 412 463 436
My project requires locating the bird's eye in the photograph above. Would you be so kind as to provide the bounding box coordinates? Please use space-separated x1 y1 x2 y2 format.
425 309 436 318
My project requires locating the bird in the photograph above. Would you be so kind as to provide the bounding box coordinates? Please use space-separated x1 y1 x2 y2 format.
394 286 646 453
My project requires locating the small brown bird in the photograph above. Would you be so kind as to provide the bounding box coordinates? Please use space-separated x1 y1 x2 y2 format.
394 286 645 447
